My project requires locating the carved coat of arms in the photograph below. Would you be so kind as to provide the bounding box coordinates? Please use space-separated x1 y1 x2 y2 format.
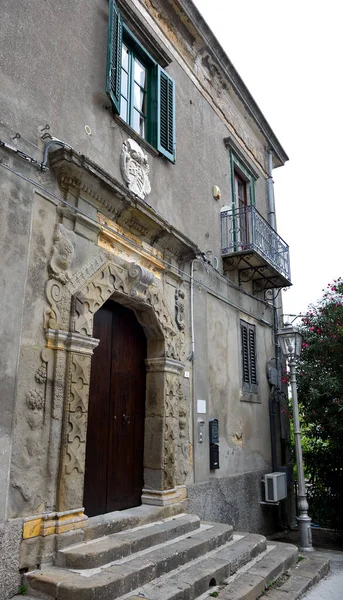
120 138 151 200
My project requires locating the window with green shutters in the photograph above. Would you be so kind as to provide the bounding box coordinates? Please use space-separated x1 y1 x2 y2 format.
240 320 258 393
106 0 176 162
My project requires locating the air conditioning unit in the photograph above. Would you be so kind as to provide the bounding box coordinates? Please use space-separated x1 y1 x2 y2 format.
264 472 287 502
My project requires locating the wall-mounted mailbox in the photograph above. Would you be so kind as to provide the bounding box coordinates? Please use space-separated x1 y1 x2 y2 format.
209 418 219 444
209 418 219 469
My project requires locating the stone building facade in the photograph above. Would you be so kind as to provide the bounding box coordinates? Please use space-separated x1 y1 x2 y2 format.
0 0 291 596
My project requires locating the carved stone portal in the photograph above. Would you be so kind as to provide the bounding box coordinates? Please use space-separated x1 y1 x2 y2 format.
44 251 187 512
120 138 151 200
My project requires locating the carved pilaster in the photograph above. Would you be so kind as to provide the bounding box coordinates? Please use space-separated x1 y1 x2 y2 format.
144 357 184 500
48 332 99 512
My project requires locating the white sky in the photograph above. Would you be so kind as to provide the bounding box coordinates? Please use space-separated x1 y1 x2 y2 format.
193 0 343 316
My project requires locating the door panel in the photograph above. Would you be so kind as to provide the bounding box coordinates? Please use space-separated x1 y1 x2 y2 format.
84 300 146 517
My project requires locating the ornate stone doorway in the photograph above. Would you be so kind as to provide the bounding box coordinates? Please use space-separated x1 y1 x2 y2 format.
83 300 147 517
43 247 188 519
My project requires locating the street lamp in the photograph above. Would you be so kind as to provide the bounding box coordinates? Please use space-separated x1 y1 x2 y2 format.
278 322 313 552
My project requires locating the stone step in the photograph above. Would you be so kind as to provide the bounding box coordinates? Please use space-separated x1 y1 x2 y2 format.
262 553 330 600
26 520 234 600
210 542 298 600
16 542 330 600
57 513 201 569
84 503 187 542
122 533 268 600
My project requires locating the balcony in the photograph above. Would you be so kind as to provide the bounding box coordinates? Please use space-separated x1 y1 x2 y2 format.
221 205 291 292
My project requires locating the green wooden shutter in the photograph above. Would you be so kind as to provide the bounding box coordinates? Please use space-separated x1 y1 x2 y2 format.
157 65 175 162
106 0 122 114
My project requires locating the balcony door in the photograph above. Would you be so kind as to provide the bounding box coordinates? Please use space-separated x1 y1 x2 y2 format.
234 171 249 248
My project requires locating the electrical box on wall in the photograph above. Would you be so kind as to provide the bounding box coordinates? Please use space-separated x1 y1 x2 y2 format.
209 419 219 469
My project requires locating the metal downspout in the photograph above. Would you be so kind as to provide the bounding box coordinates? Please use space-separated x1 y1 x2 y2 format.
267 150 282 471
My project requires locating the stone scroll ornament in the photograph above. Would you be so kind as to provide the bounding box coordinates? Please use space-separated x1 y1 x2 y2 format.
129 263 155 300
120 138 151 200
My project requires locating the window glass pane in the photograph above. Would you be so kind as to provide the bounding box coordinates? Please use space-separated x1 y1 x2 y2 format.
122 44 129 72
120 98 128 123
133 109 146 138
121 70 128 99
133 83 146 114
134 58 146 88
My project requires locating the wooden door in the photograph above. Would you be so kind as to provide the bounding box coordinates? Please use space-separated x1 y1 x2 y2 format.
84 300 147 517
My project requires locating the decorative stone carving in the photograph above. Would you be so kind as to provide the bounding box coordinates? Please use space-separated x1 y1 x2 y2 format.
26 388 45 432
176 383 189 485
49 224 75 283
73 263 129 335
26 389 45 412
35 363 47 384
175 287 185 331
44 250 187 509
120 138 151 200
129 263 155 300
64 353 91 476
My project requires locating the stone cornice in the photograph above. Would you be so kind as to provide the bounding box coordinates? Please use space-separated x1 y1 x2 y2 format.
49 147 200 262
179 1 289 166
175 0 288 166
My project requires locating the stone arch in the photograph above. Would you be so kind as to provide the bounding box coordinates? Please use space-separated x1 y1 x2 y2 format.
45 250 187 514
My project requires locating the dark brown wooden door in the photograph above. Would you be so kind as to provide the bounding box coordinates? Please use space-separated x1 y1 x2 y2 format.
84 300 147 517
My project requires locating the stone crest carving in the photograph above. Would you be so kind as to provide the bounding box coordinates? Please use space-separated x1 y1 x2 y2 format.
120 138 151 200
49 223 75 283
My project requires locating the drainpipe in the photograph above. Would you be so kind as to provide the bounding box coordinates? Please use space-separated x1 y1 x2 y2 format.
267 150 284 470
190 259 196 362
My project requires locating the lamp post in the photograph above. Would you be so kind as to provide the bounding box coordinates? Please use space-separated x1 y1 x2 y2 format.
278 322 313 552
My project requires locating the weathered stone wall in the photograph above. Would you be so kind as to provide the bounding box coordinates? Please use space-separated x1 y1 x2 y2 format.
188 469 277 535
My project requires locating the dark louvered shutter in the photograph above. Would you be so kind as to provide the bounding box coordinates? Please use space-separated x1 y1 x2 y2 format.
157 65 175 162
249 328 257 385
241 324 250 384
241 321 258 391
106 0 122 114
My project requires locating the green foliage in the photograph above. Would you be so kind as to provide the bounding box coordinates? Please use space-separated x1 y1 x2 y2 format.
18 584 27 595
296 278 343 531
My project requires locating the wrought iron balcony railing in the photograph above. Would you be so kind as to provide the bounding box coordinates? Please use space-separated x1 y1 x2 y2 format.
221 205 291 291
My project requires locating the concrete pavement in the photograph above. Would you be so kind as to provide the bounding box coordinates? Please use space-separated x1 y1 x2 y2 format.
302 549 343 600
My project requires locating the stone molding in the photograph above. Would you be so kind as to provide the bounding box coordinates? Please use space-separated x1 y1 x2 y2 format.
46 329 99 355
141 486 186 506
49 147 200 261
23 508 86 539
146 357 184 374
